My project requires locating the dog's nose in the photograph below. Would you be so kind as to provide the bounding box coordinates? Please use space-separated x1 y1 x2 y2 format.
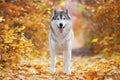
59 23 63 28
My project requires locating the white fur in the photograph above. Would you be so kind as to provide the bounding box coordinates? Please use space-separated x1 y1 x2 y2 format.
49 10 74 75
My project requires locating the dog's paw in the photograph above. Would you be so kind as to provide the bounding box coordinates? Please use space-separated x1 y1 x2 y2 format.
66 72 71 75
51 68 55 74
66 70 71 75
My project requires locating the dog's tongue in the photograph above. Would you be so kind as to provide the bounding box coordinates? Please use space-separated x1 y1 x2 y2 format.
59 28 63 33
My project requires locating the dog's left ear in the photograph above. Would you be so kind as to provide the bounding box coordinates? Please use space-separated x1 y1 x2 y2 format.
64 8 68 15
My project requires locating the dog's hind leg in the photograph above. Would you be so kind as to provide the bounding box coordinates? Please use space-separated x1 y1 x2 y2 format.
50 49 56 74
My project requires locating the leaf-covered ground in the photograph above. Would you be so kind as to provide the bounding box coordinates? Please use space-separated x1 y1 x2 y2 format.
1 52 120 80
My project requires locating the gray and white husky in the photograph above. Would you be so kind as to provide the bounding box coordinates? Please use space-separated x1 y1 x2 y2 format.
49 9 74 75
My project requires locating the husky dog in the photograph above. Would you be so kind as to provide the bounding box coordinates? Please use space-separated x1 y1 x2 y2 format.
49 9 74 75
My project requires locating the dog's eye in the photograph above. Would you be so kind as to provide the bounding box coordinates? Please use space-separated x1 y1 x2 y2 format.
57 18 59 20
63 18 65 20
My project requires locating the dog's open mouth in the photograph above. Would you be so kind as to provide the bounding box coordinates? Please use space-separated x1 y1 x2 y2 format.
58 23 65 33
59 27 63 33
58 26 64 33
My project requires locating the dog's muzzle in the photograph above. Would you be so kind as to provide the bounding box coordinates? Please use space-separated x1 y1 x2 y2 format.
58 23 65 33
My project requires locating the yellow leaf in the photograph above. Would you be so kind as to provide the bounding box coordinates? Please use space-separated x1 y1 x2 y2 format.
4 38 13 43
98 6 102 10
0 16 5 22
91 38 98 43
47 10 51 14
115 59 120 64
8 29 14 36
102 48 108 53
16 26 26 32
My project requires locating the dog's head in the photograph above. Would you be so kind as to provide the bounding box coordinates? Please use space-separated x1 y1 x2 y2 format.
51 9 72 33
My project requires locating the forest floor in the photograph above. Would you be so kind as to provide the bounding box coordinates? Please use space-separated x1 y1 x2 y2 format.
1 47 120 80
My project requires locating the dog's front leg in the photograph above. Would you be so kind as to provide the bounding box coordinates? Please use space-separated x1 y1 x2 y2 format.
64 49 71 75
50 49 56 74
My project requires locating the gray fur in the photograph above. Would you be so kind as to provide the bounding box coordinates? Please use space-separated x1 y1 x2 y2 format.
49 9 74 75
52 11 71 21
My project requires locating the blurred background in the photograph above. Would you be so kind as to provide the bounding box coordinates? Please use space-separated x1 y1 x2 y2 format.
0 0 120 61
0 0 120 79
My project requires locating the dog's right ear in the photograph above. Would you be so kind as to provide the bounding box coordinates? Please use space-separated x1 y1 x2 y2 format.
52 8 57 16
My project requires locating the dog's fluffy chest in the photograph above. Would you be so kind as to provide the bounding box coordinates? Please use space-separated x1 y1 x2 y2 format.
55 40 68 51
49 28 74 52
52 31 73 51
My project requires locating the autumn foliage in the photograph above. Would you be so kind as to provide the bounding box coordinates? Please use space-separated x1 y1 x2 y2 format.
78 0 120 54
90 0 120 54
0 0 120 80
0 0 51 61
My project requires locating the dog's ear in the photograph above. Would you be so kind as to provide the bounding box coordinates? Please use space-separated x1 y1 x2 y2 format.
64 8 68 15
53 8 57 15
64 8 71 19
